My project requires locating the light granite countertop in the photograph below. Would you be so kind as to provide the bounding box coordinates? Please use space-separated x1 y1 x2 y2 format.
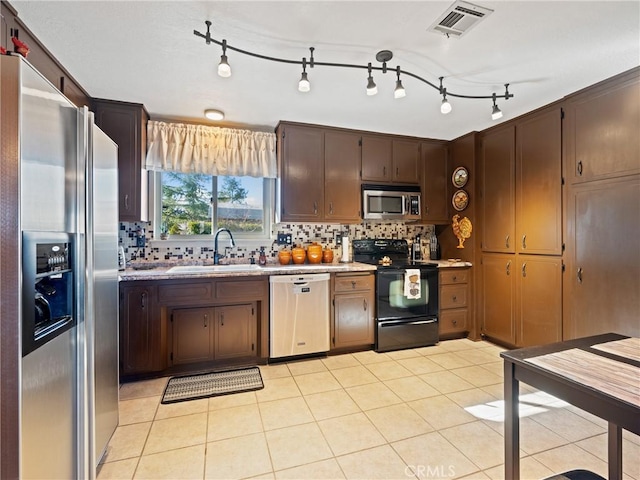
119 259 471 282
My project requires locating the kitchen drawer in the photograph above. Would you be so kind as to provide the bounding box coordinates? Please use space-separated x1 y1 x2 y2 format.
158 281 213 304
216 279 268 300
439 308 468 334
334 273 374 293
440 284 468 309
440 269 469 285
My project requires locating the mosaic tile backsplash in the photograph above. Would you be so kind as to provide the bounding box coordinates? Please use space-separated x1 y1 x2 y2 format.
120 221 435 265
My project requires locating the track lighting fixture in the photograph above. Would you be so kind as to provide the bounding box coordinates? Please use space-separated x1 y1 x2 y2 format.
217 39 231 78
366 63 378 96
394 66 406 99
491 93 503 120
194 21 515 119
298 58 310 92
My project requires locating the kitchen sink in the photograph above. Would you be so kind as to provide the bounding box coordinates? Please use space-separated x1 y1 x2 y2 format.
166 264 263 274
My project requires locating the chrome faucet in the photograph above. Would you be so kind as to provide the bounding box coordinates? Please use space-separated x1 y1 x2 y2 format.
213 228 236 264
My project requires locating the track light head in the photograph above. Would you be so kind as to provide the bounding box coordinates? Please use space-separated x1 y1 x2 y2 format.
299 71 310 92
394 66 405 99
441 98 452 114
218 40 231 77
491 93 503 120
366 63 377 96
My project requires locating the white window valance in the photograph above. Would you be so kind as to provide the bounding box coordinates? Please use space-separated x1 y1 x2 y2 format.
145 120 277 178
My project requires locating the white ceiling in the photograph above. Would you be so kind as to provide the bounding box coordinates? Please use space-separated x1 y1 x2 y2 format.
10 1 640 140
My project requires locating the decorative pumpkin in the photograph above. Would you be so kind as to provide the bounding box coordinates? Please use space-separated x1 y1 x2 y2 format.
307 242 323 264
291 245 306 264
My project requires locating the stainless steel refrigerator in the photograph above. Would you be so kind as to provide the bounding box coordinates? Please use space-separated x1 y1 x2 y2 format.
1 54 119 479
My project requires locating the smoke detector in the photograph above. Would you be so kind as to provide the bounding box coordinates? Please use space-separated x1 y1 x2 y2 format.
428 0 493 38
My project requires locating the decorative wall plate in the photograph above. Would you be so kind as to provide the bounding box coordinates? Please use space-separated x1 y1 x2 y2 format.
452 166 469 188
452 189 469 211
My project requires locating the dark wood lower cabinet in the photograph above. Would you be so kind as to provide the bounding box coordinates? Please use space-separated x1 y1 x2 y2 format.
331 273 375 350
172 307 213 365
214 304 256 360
481 254 517 345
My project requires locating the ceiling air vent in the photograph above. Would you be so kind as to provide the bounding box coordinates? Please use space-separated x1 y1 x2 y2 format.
428 0 493 38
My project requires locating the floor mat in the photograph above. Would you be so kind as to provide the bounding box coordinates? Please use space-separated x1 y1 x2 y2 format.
161 366 264 404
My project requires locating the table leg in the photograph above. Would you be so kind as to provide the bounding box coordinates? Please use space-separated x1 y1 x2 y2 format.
608 422 622 480
504 360 520 480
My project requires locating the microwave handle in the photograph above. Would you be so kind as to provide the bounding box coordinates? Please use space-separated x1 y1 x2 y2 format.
404 195 409 215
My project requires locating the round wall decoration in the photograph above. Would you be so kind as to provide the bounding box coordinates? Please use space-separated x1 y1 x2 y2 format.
452 166 469 188
452 189 469 211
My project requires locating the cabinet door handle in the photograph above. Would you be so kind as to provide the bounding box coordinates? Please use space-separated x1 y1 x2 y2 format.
351 280 356 289
522 262 527 277
124 194 129 210
577 267 583 284
577 160 583 176
313 201 318 215
204 313 208 328
140 292 146 309
452 295 457 302
383 166 386 177
522 235 527 249
452 276 457 282
329 202 334 215
452 319 457 326
506 261 511 276
396 166 399 177
505 235 510 249
363 299 368 311
220 313 224 326
425 205 429 215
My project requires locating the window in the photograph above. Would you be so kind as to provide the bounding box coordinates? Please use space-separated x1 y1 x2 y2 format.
156 172 274 239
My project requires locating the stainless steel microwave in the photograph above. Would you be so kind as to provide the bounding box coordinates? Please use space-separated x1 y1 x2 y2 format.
362 184 421 221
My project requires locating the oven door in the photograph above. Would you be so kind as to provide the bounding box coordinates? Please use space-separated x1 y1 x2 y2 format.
375 266 438 320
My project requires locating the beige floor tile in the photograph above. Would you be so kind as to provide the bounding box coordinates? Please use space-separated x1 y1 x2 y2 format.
419 370 475 394
101 422 151 463
439 338 481 351
576 434 640 479
352 349 392 365
345 382 403 411
447 387 498 408
459 471 491 479
482 456 554 480
532 443 608 478
383 376 440 402
258 396 314 431
336 444 411 480
96 457 138 480
208 403 263 441
429 352 474 369
408 395 476 430
517 417 570 455
385 348 422 360
331 365 379 388
479 361 505 378
134 444 205 479
256 377 301 402
304 389 361 421
293 371 342 395
120 378 168 401
415 344 451 356
318 412 386 455
275 458 346 479
322 354 360 370
248 473 275 480
392 431 480 479
365 361 413 381
440 421 504 470
205 432 272 479
209 390 257 411
259 363 291 380
450 365 503 387
365 403 433 442
454 348 500 365
480 383 504 400
265 423 333 471
119 396 160 425
624 430 640 446
144 412 207 455
397 356 446 375
564 404 608 429
155 398 209 420
286 358 328 376
531 407 606 443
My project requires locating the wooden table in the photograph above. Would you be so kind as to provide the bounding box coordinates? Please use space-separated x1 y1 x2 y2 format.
501 333 640 480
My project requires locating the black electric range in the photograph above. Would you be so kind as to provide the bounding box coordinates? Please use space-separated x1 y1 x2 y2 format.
352 239 439 352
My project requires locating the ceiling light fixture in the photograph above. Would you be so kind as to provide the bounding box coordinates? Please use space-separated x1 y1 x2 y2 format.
491 93 503 120
204 109 225 120
217 39 231 78
366 63 378 96
394 66 406 99
195 20 514 119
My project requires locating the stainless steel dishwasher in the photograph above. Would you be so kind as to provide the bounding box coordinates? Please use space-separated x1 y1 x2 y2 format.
269 273 330 358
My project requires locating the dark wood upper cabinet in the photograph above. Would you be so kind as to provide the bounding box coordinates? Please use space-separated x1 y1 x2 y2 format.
480 125 516 253
515 107 562 255
392 139 420 184
421 141 449 224
324 130 361 222
361 135 392 182
93 99 149 222
564 69 640 184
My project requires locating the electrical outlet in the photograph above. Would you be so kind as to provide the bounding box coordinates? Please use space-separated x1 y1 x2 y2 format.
335 233 342 244
136 234 145 248
277 233 292 245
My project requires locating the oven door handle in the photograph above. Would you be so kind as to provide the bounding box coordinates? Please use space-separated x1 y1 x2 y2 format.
380 318 437 327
